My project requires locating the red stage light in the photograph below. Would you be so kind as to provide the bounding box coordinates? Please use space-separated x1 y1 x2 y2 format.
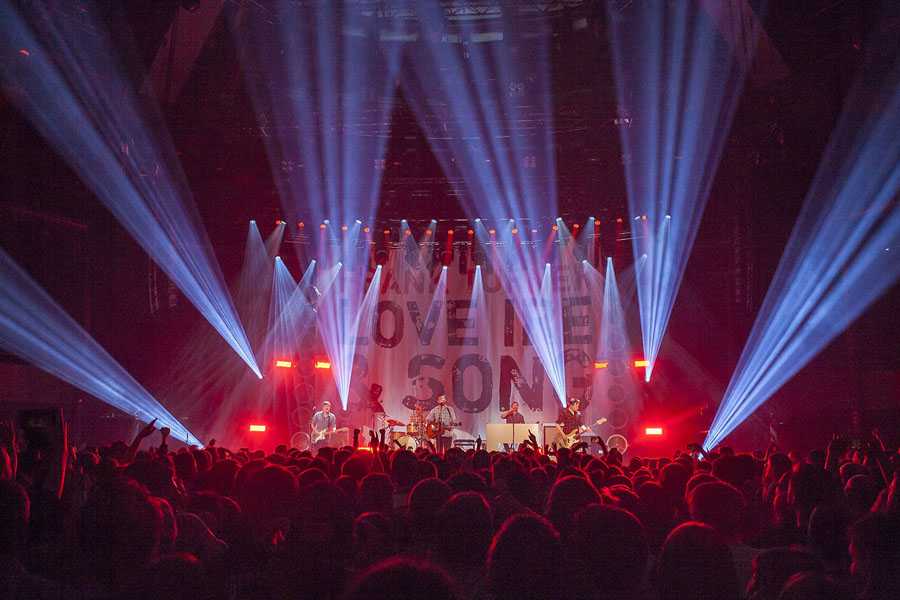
249 424 267 432
511 228 519 235
467 229 474 236
573 223 580 228
594 361 609 369
645 427 663 436
489 229 496 235
275 360 293 368
314 360 331 370
341 224 348 231
298 221 305 228
634 359 649 367
320 223 326 230
552 224 559 232
383 229 390 235
363 226 370 233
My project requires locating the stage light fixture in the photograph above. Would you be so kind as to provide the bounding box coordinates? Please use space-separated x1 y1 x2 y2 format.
314 360 331 370
249 424 267 432
594 361 609 369
275 360 293 368
634 359 649 368
645 427 663 436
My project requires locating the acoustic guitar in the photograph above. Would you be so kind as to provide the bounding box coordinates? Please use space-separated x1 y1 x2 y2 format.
425 420 462 439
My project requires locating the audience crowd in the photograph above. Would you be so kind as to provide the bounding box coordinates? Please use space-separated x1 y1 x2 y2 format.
2 418 900 600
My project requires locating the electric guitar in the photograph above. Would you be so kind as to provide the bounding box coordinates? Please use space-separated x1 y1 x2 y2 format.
425 420 462 439
310 423 329 444
557 417 608 449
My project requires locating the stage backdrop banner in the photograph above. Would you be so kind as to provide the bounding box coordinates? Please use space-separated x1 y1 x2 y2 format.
315 246 639 443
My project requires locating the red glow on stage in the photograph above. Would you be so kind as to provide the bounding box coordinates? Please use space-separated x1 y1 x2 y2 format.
363 226 370 233
645 427 663 436
275 360 293 368
314 359 331 370
467 229 474 236
19 49 30 56
320 223 326 230
298 221 305 228
634 359 649 367
552 224 559 232
594 361 609 369
249 424 267 432
511 228 519 235
384 229 390 235
489 229 496 235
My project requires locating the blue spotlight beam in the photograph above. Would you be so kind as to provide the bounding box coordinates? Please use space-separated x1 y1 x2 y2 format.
0 2 260 378
607 1 757 381
262 259 319 366
235 221 281 353
229 1 401 405
0 249 198 444
704 25 900 450
400 2 567 404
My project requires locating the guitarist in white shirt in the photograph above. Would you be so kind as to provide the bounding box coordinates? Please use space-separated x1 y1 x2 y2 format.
426 394 457 454
310 401 336 448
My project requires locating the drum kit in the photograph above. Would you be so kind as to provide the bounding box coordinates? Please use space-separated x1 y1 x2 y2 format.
386 418 420 450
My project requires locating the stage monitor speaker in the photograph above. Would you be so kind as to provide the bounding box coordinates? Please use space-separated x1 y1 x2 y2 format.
487 423 542 451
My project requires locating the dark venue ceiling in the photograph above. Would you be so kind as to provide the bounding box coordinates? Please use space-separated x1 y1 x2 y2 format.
1 0 897 448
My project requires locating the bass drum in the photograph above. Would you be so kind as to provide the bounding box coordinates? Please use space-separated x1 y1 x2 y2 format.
291 431 311 452
395 435 418 450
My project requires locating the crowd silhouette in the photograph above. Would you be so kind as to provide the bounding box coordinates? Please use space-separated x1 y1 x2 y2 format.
1 418 899 600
